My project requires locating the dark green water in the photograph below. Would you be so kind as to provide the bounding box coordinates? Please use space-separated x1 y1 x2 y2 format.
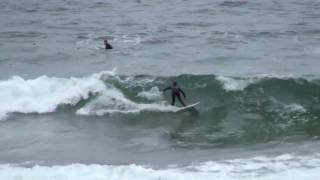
69 74 320 148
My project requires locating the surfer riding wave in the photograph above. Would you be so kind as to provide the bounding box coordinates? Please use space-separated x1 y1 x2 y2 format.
163 81 187 107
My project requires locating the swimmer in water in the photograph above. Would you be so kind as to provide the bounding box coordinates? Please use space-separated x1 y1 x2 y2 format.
104 40 113 49
163 81 186 106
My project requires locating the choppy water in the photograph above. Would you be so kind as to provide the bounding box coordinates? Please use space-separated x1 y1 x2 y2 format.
1 0 320 78
1 0 320 179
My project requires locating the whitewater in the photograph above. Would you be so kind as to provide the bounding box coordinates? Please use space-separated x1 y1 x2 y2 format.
1 153 320 180
0 70 320 179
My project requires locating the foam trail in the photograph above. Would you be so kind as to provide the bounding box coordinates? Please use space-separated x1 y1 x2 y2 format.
76 73 176 115
76 90 175 115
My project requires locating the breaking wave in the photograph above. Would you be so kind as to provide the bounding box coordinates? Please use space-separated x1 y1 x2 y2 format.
1 70 320 147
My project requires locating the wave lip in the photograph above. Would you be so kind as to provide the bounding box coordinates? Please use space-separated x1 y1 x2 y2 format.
0 69 179 120
0 71 110 120
1 70 320 123
137 87 162 101
216 75 259 91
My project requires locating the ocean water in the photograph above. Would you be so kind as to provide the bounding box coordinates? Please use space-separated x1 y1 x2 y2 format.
1 0 320 179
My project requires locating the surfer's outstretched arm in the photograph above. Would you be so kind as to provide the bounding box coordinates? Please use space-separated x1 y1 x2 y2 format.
162 87 171 92
178 88 186 98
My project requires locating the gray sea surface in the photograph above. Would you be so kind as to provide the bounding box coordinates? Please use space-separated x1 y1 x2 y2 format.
1 0 320 170
1 0 320 78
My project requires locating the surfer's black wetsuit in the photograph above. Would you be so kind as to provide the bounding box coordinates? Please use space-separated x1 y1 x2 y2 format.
163 85 186 106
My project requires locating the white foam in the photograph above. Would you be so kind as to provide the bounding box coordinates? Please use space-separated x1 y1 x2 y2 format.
0 69 177 119
217 76 258 91
117 76 156 87
0 153 320 180
283 103 307 113
137 87 162 101
217 74 320 92
76 92 175 115
0 73 107 120
75 74 176 115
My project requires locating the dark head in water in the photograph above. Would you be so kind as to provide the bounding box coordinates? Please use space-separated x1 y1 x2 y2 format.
104 40 113 49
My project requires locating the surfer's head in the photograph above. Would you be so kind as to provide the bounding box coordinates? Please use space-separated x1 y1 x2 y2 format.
172 81 177 86
104 40 108 45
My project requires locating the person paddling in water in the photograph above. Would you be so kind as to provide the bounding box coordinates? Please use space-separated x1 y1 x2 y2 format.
163 81 187 107
104 40 113 49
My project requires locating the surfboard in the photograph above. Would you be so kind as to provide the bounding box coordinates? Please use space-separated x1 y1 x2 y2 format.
175 102 200 112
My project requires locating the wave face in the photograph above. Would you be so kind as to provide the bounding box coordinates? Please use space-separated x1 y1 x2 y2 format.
0 153 320 180
1 71 320 147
